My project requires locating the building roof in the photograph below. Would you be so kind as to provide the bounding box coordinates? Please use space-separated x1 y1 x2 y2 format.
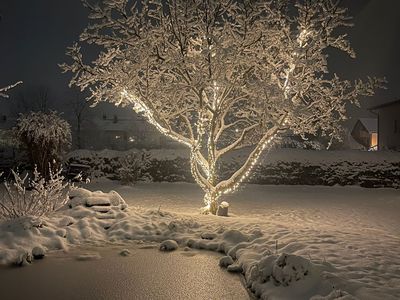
359 118 378 133
369 99 400 110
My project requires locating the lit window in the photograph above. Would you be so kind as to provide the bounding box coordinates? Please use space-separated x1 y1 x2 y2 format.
370 133 378 149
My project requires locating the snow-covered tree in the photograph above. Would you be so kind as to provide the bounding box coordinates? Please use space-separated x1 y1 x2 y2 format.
66 89 90 149
62 0 383 214
14 111 72 177
13 86 53 113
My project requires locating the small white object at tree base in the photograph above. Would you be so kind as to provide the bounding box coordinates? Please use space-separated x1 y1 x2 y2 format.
217 201 229 217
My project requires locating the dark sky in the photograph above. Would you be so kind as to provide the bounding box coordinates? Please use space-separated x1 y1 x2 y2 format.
1 0 400 117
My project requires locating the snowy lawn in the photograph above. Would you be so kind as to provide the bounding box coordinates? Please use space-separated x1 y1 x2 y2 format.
87 181 400 299
0 181 399 299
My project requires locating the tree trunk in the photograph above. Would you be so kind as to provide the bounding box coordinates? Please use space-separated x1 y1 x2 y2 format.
203 191 220 215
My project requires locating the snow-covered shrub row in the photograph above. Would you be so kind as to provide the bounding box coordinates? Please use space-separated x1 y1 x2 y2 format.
66 149 193 183
250 149 400 188
67 149 400 188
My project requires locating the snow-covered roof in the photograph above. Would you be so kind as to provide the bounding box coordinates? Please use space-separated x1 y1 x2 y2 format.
359 118 377 133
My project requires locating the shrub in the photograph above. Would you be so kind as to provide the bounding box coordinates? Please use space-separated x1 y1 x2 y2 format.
0 167 69 220
14 111 71 177
117 152 151 184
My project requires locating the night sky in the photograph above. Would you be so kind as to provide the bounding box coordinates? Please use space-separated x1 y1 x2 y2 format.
1 0 400 118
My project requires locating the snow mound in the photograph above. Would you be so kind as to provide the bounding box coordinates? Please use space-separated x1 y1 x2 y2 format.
200 232 217 240
0 188 128 265
86 196 111 207
159 240 178 251
219 255 234 267
68 188 126 208
270 253 312 287
32 246 45 259
227 263 242 273
119 249 131 256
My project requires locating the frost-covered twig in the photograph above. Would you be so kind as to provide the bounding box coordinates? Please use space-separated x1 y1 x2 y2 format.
0 81 22 98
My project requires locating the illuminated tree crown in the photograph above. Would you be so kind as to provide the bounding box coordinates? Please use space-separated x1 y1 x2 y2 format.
62 0 383 214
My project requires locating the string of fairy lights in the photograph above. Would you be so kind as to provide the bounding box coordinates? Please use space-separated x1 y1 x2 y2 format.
122 88 288 210
119 28 307 211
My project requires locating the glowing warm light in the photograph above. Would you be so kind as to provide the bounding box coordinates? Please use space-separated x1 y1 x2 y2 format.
122 89 288 213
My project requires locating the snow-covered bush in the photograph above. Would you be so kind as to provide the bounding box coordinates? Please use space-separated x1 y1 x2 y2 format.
0 167 69 220
117 152 151 184
14 111 71 177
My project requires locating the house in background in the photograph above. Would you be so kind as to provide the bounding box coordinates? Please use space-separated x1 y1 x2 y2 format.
351 118 378 150
370 99 400 150
78 108 182 150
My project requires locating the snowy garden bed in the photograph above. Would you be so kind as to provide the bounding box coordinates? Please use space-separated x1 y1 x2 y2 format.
67 149 400 188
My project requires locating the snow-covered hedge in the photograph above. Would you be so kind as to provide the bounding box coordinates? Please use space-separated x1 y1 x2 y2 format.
66 149 400 188
66 149 192 183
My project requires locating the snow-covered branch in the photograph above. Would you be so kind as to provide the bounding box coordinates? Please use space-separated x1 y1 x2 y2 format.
0 81 22 98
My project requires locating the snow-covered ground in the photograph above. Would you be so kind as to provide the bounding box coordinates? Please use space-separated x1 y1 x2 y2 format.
0 181 399 299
